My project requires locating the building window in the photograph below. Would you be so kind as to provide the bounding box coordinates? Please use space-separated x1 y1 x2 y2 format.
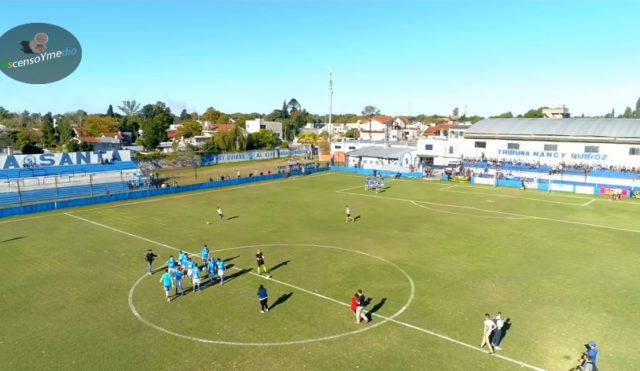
348 146 356 150
507 143 520 150
260 125 266 129
334 145 341 149
474 141 486 149
584 146 599 153
449 146 454 154
425 144 433 150
630 147 640 155
544 144 558 151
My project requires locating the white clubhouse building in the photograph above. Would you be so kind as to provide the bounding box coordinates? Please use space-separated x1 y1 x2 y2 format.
416 118 640 169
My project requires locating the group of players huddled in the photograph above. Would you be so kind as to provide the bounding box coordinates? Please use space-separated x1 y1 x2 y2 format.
364 174 385 193
157 246 271 302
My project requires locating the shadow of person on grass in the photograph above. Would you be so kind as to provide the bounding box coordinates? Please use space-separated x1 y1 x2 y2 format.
366 298 386 322
225 268 252 284
225 216 239 221
223 256 239 263
498 318 512 345
270 260 291 272
0 236 27 244
354 215 361 222
269 292 293 311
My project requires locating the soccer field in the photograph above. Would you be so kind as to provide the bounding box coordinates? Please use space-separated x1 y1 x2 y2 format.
2 172 638 370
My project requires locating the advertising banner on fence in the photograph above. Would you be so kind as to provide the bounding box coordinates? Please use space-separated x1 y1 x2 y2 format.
0 150 132 169
202 149 309 166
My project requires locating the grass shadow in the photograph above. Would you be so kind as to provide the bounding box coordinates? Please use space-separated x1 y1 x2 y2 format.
270 260 291 272
369 298 387 315
269 292 293 311
226 216 239 221
225 268 252 284
224 255 239 263
0 236 27 243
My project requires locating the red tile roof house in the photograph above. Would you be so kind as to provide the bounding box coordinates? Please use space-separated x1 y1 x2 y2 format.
72 128 123 151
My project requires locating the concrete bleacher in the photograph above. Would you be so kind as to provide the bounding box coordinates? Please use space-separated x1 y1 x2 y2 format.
0 180 131 206
463 161 640 180
0 161 137 180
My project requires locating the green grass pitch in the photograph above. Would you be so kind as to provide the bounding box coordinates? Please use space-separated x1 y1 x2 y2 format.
2 171 639 370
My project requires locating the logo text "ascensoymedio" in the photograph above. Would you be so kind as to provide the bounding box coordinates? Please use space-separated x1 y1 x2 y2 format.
2 47 78 69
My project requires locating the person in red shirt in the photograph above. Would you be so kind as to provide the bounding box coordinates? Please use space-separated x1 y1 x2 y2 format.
350 293 358 314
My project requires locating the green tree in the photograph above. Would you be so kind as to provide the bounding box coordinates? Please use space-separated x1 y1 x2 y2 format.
41 112 55 148
176 120 202 138
344 129 359 139
56 117 73 146
118 100 141 117
247 130 279 150
21 142 44 154
202 107 222 123
106 104 115 118
216 114 230 125
83 115 120 136
522 107 545 118
635 97 640 118
66 140 94 152
141 115 169 150
495 111 513 118
287 98 301 114
119 116 140 140
179 109 190 121
281 100 289 119
297 133 319 145
623 106 633 118
361 105 381 116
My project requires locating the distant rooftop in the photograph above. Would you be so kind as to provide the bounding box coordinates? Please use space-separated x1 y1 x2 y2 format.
466 118 640 142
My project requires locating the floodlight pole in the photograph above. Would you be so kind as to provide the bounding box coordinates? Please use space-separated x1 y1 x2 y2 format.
329 67 333 140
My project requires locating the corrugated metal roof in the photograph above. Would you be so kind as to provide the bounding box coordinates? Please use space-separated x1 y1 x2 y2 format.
466 118 640 139
346 146 412 159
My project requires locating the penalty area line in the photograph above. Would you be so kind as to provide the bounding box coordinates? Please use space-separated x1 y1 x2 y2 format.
64 212 546 371
582 199 596 207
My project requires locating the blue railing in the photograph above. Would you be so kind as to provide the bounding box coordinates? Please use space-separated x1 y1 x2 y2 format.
0 167 329 218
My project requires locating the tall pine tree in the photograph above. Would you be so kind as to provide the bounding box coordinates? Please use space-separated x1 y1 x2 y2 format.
107 104 115 118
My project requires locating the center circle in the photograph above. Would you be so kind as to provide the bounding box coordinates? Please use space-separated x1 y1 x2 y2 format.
128 243 415 346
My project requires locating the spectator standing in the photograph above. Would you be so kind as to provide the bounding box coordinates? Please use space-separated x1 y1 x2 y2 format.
355 289 369 324
145 249 158 275
491 312 504 350
257 285 269 313
481 313 496 354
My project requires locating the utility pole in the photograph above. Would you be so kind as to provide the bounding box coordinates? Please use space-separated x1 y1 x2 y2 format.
328 67 333 140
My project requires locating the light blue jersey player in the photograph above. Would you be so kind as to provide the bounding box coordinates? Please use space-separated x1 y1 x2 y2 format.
192 263 201 292
174 268 184 295
167 256 177 274
159 270 173 302
216 258 225 286
186 258 195 278
201 245 210 262
207 258 217 285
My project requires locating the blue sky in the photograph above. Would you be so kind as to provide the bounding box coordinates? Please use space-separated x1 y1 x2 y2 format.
1 0 639 118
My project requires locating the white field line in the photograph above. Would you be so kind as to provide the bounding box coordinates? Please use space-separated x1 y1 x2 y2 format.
65 212 545 371
336 189 640 234
0 172 330 225
329 172 640 205
439 189 586 207
410 201 534 220
439 185 457 191
582 199 596 207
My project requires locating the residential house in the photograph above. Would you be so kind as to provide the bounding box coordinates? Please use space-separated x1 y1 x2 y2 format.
245 118 283 140
72 128 123 151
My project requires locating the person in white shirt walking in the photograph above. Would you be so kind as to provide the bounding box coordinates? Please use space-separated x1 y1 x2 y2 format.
491 312 504 350
481 313 496 354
